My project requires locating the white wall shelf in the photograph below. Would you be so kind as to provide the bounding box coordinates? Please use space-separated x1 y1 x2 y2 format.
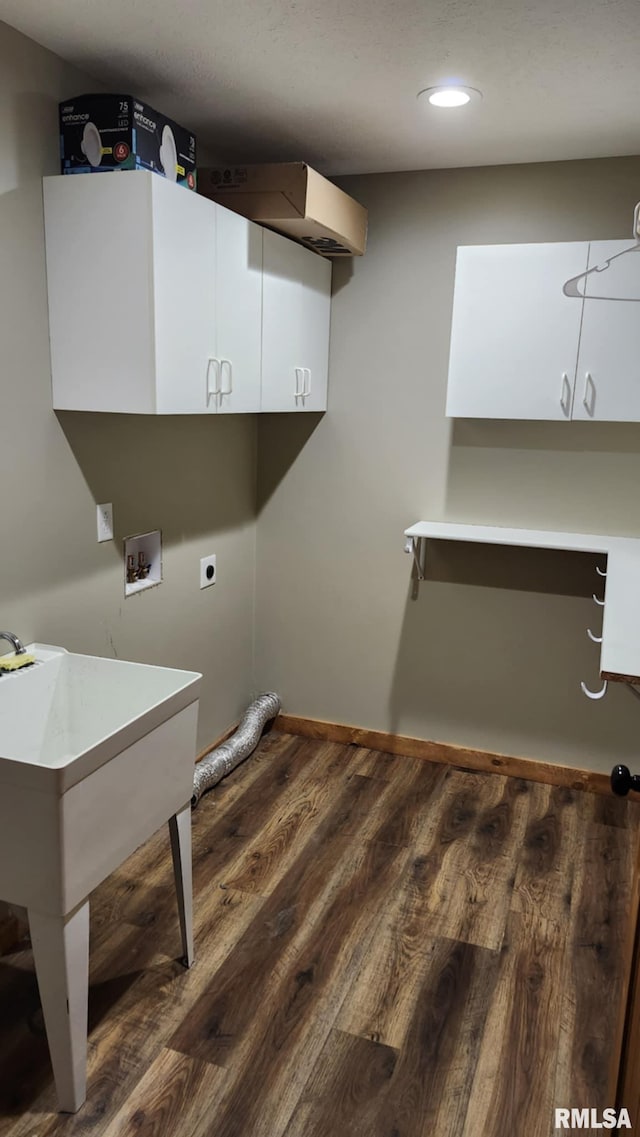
404 520 640 683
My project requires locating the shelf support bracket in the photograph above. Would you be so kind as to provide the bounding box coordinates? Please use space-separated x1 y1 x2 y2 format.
404 536 425 581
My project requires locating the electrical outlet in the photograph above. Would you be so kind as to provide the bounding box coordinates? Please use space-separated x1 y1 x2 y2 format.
97 502 113 542
200 555 217 589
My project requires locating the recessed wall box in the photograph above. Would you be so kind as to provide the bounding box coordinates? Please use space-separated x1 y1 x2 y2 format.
124 530 162 596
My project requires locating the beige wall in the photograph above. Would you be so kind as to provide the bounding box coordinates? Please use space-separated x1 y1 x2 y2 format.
256 156 640 771
0 20 257 750
3 8 640 780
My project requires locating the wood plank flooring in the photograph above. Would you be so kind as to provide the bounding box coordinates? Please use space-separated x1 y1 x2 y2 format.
0 731 639 1137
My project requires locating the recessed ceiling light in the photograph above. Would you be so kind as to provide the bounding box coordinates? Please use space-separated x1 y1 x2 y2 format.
418 86 482 108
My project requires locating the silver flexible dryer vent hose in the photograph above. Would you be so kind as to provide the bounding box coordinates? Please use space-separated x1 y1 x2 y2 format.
191 692 281 808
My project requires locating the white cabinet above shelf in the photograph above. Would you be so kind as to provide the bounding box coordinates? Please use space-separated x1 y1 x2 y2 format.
404 520 640 683
446 240 640 422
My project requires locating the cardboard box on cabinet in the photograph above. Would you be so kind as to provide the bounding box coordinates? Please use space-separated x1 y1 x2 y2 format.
197 162 368 256
59 94 197 190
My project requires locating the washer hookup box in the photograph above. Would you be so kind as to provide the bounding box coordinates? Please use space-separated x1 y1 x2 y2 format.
59 94 197 190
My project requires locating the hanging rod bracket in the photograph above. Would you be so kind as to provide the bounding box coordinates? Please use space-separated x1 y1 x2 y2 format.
404 536 425 581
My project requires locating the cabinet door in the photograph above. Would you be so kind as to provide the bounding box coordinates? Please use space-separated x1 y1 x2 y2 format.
152 177 217 414
572 240 640 422
44 173 157 413
446 243 589 420
213 207 262 414
261 230 332 412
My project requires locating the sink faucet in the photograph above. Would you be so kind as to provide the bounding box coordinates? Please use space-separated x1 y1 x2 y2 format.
0 631 26 655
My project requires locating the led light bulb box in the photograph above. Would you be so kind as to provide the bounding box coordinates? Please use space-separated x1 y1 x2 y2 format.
197 162 368 256
59 94 197 190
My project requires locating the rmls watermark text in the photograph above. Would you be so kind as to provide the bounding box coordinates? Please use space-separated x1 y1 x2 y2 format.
555 1108 632 1129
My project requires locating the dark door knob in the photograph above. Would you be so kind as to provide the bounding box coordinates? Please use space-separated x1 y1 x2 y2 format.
611 764 640 796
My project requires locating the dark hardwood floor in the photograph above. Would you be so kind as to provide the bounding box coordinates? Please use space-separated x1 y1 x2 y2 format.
0 732 638 1137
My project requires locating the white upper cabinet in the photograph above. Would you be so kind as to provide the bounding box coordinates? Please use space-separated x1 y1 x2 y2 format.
446 242 589 420
446 238 640 422
572 240 640 422
44 172 217 413
44 172 329 416
150 174 218 414
261 229 332 413
212 207 263 415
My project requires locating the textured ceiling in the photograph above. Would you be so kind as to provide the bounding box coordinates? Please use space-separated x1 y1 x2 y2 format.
1 0 640 175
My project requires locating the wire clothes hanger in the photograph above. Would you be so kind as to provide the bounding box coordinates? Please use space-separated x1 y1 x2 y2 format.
563 201 640 301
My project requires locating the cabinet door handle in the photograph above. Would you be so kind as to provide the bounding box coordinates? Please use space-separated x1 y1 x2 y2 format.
560 372 572 417
583 372 596 417
303 368 311 398
221 360 233 396
206 357 221 405
294 367 304 402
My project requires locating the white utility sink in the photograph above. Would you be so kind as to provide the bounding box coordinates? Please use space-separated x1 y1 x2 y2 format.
0 643 202 1113
0 644 200 791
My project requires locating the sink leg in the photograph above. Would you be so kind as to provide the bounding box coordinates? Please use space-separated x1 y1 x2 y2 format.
28 899 90 1113
168 805 194 968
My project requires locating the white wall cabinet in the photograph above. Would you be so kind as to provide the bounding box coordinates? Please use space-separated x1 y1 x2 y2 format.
572 240 640 422
211 207 263 415
261 229 332 413
45 172 216 414
43 172 330 415
446 239 640 422
446 242 589 420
